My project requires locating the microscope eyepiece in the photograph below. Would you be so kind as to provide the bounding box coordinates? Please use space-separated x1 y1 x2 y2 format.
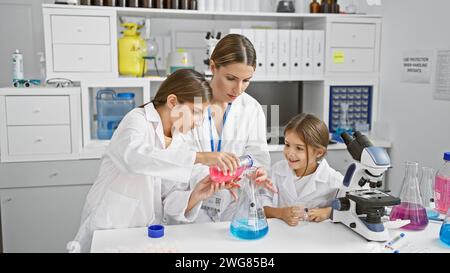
341 132 354 146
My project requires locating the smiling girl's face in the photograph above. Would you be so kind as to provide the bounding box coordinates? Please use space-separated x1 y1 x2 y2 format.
284 130 325 177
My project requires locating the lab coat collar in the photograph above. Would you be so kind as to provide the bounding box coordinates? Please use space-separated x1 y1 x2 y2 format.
144 103 166 148
144 103 160 123
276 159 332 200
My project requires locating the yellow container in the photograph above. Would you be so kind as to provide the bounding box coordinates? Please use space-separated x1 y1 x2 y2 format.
118 23 147 77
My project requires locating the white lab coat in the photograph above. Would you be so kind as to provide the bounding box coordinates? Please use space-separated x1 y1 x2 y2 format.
73 103 202 252
180 93 271 223
260 159 344 209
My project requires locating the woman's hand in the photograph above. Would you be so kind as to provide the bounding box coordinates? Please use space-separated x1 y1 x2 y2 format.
307 207 332 222
195 152 240 173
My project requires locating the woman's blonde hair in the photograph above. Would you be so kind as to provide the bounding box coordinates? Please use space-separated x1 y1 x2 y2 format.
210 34 256 69
285 113 329 175
141 69 212 108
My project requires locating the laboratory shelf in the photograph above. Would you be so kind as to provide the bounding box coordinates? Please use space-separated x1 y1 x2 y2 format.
43 4 381 20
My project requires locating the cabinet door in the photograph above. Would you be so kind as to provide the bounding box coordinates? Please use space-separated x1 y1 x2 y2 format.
0 185 91 253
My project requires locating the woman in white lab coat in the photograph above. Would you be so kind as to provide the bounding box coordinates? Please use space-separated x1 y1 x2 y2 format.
72 70 241 252
260 113 344 226
182 34 275 223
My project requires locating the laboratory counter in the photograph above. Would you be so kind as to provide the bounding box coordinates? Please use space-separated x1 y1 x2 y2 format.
91 218 449 253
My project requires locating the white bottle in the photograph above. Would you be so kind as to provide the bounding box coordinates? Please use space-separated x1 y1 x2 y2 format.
197 0 206 11
206 0 215 12
37 52 46 82
295 0 308 13
215 0 224 12
12 49 24 81
223 0 231 11
230 0 240 12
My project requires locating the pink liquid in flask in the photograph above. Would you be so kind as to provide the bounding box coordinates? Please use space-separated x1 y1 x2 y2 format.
435 175 450 213
209 166 246 183
389 202 429 230
209 155 254 184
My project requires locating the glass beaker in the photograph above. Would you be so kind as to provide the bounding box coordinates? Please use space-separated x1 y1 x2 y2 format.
420 166 440 219
390 161 429 230
439 208 450 246
230 168 269 240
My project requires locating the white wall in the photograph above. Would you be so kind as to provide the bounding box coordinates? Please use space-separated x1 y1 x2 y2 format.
378 0 450 194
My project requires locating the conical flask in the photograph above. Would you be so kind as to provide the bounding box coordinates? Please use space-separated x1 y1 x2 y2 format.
390 161 429 230
419 166 440 219
230 168 269 240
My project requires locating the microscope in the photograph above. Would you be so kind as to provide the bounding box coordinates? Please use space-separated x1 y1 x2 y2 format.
331 131 401 241
203 31 222 78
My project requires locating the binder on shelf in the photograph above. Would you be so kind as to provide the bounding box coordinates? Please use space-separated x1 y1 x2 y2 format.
313 30 325 75
254 29 267 77
278 29 290 76
289 29 302 77
302 30 313 75
241 29 255 45
266 29 278 75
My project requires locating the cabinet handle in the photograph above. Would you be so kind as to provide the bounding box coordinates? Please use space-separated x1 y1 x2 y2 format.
352 34 357 39
76 28 83 33
49 172 59 178
3 198 12 203
33 108 41 114
78 56 84 61
35 137 43 143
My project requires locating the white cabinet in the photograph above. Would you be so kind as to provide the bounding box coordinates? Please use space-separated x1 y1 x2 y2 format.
50 15 111 44
323 17 381 76
0 185 91 253
43 7 118 80
0 159 100 253
0 88 82 162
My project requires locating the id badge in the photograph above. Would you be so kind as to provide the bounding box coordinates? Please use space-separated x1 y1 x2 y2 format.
201 193 222 213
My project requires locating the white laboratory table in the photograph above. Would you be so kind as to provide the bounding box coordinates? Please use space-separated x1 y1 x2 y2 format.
91 219 450 253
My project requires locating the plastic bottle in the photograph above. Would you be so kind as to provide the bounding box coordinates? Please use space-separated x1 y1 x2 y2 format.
209 155 254 183
37 52 46 83
12 49 24 81
435 152 450 213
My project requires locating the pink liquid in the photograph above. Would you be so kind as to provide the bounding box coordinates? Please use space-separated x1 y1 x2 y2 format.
435 175 450 213
389 202 429 230
209 166 246 183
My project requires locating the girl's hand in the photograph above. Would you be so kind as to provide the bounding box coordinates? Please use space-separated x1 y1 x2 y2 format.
195 152 240 173
307 207 332 222
280 206 306 226
191 176 219 202
248 168 278 193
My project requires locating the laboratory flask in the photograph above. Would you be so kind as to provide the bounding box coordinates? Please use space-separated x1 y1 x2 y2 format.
209 155 253 184
419 166 439 219
439 208 450 246
435 152 450 213
390 161 429 230
230 168 269 240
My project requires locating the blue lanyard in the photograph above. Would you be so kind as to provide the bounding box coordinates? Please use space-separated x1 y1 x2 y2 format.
208 103 232 152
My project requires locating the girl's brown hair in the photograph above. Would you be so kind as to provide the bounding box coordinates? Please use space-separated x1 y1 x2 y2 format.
285 113 329 176
141 69 212 108
210 34 257 69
